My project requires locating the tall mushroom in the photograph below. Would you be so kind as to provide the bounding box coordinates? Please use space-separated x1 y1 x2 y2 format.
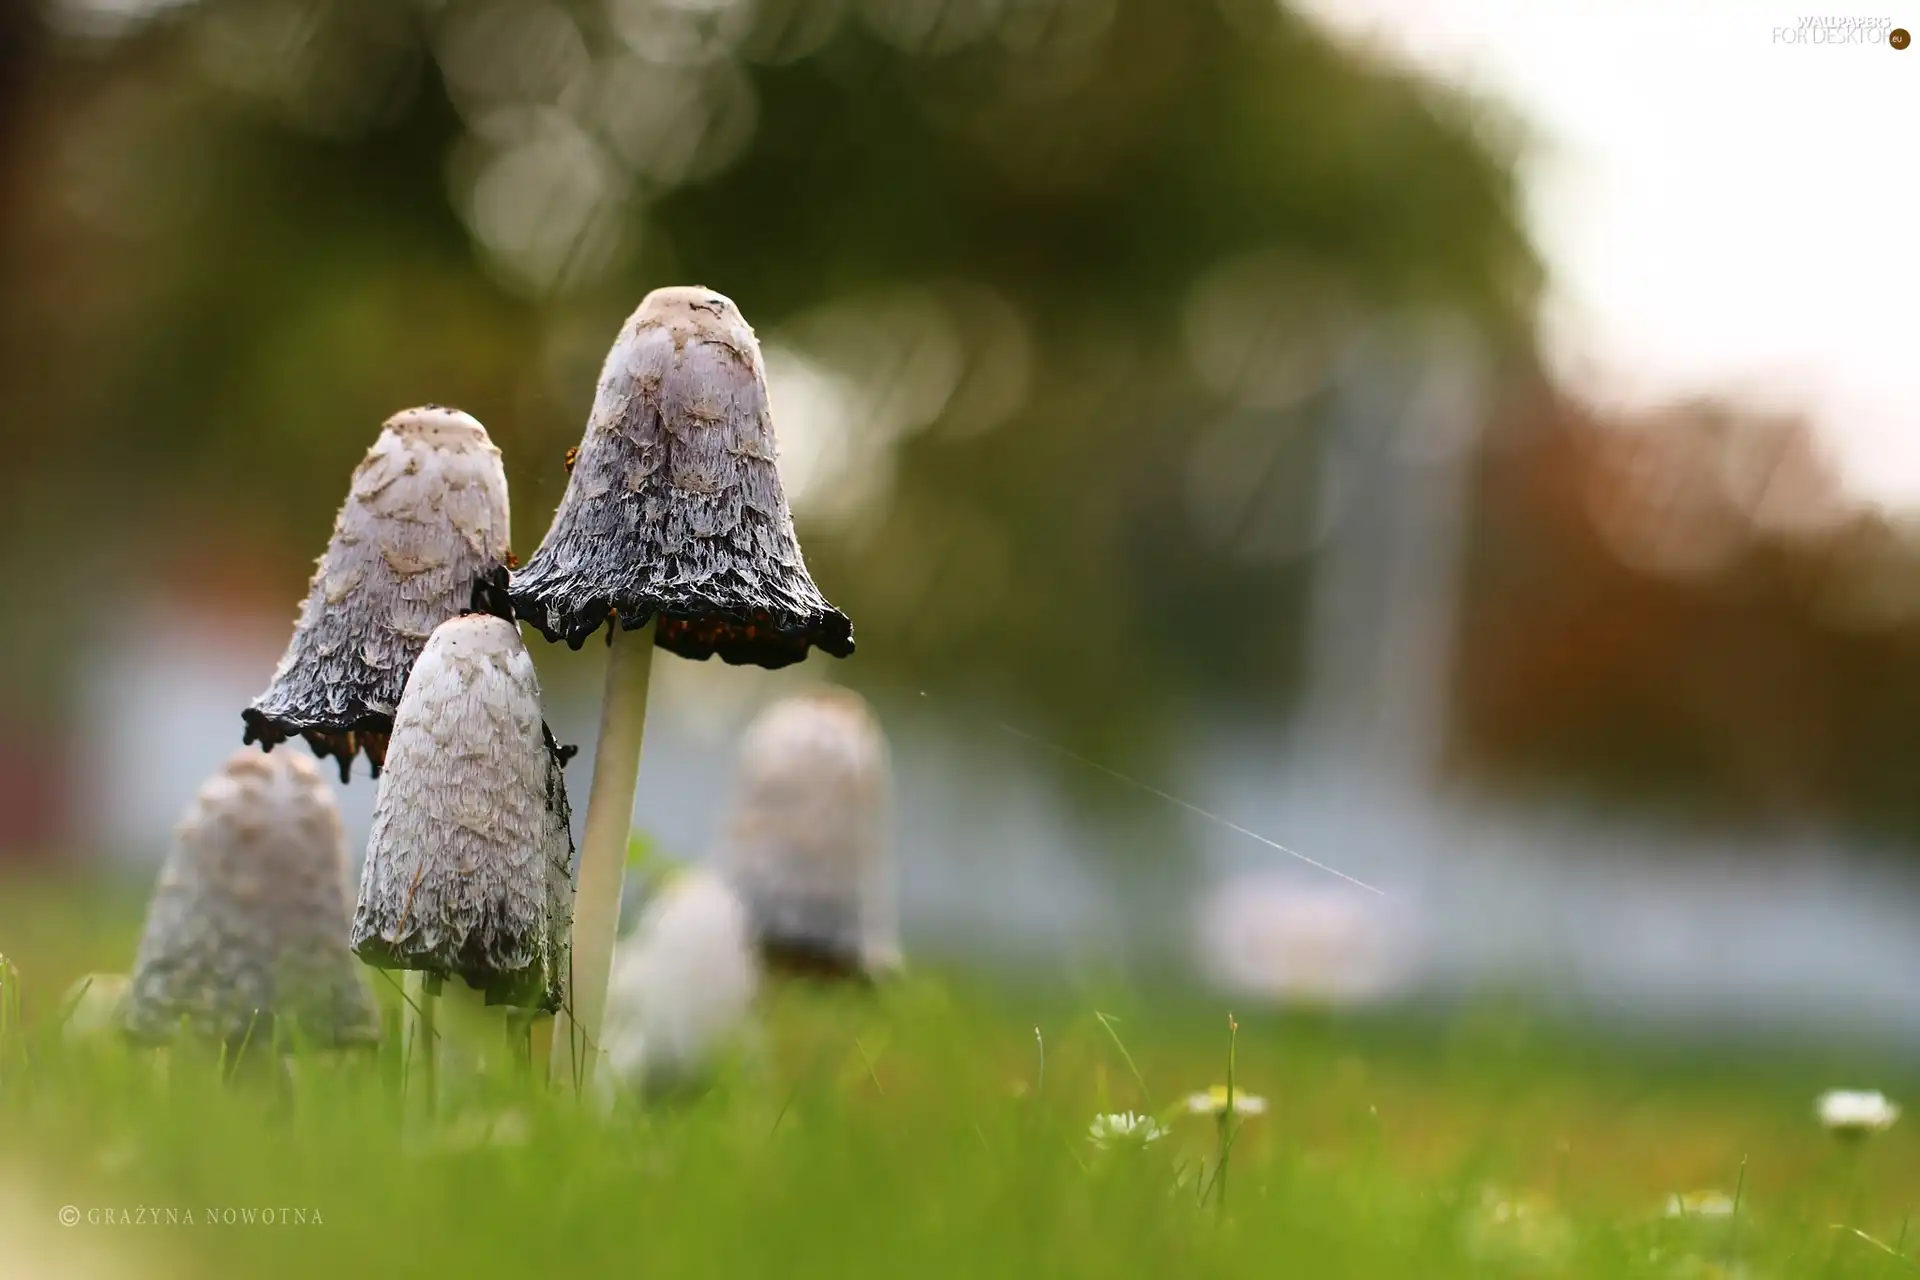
124 750 379 1056
713 689 900 983
244 406 512 783
349 613 574 1100
510 286 854 1088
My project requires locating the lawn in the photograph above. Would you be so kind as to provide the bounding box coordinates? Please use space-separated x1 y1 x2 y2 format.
3 872 1916 1279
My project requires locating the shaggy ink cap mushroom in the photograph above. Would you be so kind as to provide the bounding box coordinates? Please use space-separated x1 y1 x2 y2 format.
510 287 854 666
713 689 899 982
244 406 513 782
350 614 575 1011
124 750 379 1050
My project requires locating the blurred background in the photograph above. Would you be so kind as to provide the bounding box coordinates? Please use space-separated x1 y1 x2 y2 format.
0 0 1915 1042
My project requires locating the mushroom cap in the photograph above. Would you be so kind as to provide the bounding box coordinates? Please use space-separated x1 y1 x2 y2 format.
711 688 898 980
600 867 759 1099
124 750 380 1049
244 405 512 782
349 614 574 1011
509 287 854 667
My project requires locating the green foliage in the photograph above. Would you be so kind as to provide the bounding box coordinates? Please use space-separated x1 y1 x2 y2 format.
7 964 1920 1279
0 952 21 1081
624 829 661 875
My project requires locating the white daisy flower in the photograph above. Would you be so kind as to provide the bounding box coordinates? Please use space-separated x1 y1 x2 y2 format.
1184 1085 1268 1117
1816 1089 1900 1136
1087 1111 1167 1148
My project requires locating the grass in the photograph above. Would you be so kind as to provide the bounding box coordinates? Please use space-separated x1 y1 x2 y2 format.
4 874 1920 1278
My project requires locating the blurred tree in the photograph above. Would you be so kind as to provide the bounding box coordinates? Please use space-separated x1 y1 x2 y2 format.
7 0 1915 854
1456 387 1920 844
0 0 1538 794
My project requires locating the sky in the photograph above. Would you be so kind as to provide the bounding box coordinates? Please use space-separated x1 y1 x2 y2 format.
1296 0 1920 509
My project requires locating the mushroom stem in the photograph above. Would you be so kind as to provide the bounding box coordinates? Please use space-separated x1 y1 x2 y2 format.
406 974 541 1116
438 979 526 1093
528 1014 554 1085
404 972 438 1117
551 617 656 1092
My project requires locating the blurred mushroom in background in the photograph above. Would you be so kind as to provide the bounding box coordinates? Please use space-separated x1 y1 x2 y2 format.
598 866 761 1105
1193 872 1417 1008
124 750 379 1057
712 688 899 984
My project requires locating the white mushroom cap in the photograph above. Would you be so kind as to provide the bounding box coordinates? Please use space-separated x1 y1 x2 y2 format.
124 750 378 1048
382 404 492 446
244 405 512 781
349 614 574 1010
711 688 898 980
599 868 759 1101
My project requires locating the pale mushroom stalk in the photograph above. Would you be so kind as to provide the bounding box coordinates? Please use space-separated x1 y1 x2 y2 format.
553 617 655 1091
409 976 530 1116
401 971 436 1112
511 286 855 1092
389 975 505 1120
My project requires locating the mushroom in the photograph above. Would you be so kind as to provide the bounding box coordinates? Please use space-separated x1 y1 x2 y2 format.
123 750 379 1056
598 867 760 1104
348 613 575 1095
244 406 512 783
510 286 853 1088
713 689 900 983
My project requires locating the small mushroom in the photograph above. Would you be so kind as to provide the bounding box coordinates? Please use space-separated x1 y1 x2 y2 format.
124 750 379 1052
714 689 900 982
599 868 760 1104
243 406 512 783
510 287 854 1088
349 614 574 1014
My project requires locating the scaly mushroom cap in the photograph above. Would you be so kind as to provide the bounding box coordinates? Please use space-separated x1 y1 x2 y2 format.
124 750 379 1049
244 406 512 782
509 287 854 667
349 614 575 1011
712 688 898 980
